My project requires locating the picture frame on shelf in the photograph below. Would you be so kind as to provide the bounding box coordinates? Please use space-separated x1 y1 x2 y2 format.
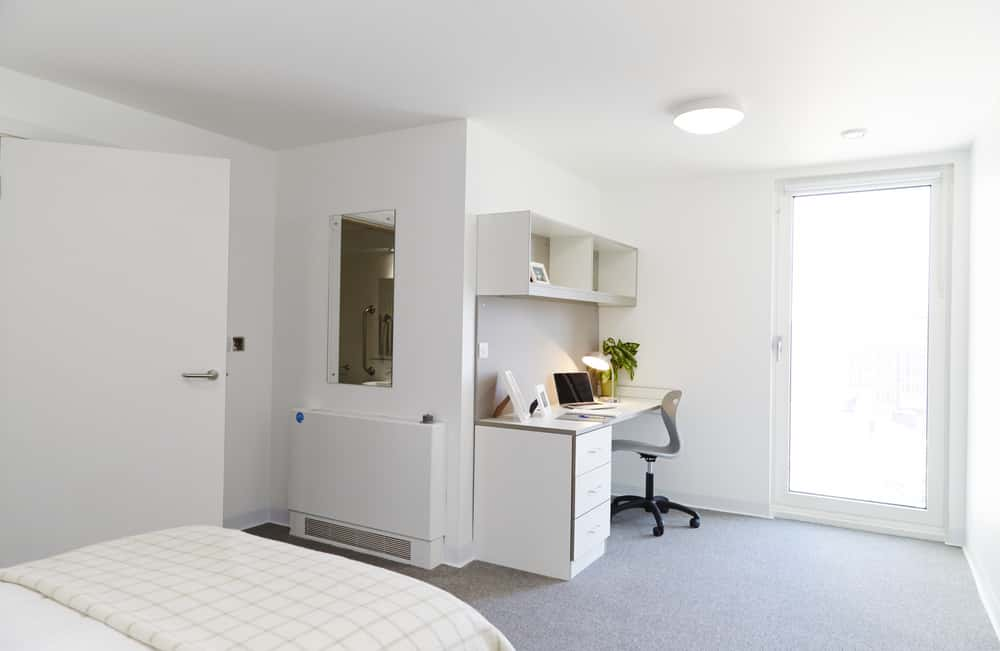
529 261 550 284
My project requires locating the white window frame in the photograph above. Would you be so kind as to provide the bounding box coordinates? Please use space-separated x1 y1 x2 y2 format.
771 166 953 541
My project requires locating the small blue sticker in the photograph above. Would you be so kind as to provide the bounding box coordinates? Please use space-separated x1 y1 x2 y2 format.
295 412 304 423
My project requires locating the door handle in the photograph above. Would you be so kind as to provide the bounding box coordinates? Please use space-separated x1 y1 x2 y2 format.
182 370 219 380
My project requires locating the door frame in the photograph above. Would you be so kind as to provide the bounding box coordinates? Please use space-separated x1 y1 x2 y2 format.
770 166 954 541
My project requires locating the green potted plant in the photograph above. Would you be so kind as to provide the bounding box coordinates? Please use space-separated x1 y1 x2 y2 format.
600 337 639 401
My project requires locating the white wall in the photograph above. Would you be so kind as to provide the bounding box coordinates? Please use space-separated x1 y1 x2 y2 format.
271 121 470 557
600 150 970 524
0 67 278 530
967 114 1000 635
599 173 776 516
465 122 605 234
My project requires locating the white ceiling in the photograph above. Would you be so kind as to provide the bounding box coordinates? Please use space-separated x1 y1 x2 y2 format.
2 1 999 182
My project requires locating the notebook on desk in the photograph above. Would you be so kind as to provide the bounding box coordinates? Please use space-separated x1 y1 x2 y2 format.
553 371 614 409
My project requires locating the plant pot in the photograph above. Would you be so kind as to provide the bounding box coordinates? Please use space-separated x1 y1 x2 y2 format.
600 371 614 398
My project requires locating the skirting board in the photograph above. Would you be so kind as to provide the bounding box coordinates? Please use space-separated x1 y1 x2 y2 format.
442 542 477 569
223 509 277 532
965 547 1000 642
611 483 771 520
946 526 967 548
772 505 945 542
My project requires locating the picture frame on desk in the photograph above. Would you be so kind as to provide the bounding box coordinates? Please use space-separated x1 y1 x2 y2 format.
501 370 532 424
535 384 553 416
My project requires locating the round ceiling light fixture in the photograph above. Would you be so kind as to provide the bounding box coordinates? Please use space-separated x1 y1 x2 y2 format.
671 96 745 135
841 128 868 140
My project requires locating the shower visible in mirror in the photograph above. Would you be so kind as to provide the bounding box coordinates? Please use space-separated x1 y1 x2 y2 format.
327 210 396 387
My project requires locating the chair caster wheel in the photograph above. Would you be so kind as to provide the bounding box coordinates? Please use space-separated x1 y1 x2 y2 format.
689 518 700 529
653 525 664 537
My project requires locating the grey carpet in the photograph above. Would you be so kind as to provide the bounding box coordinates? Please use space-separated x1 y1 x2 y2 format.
246 511 998 651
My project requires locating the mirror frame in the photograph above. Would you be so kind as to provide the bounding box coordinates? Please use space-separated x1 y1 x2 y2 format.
326 209 397 387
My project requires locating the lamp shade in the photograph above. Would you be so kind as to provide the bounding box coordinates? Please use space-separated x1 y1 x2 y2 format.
582 353 611 372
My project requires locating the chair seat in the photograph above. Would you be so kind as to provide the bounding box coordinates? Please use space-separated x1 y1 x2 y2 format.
611 439 678 458
610 391 698 536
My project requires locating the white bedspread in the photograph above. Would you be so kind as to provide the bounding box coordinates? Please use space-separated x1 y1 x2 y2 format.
0 582 149 650
0 526 513 651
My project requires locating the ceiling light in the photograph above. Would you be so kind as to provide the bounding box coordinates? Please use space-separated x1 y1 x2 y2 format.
841 128 867 140
671 96 745 135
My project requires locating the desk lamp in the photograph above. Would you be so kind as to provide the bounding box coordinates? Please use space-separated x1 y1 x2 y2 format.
582 353 617 402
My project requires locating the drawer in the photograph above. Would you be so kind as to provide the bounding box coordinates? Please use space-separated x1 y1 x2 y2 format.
573 500 610 560
574 462 611 517
575 426 612 476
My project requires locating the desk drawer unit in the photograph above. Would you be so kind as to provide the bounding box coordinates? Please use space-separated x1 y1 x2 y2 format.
475 423 618 580
475 399 663 580
575 426 612 476
573 500 611 560
574 462 611 517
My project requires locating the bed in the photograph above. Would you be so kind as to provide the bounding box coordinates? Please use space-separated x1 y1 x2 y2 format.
0 526 513 650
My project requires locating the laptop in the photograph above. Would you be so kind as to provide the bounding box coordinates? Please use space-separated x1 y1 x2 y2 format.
552 371 613 409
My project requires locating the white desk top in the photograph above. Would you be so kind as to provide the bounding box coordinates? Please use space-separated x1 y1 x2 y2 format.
476 397 662 435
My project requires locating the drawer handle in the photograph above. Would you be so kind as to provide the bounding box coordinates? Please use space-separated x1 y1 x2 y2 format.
587 527 600 534
586 448 600 454
587 485 604 494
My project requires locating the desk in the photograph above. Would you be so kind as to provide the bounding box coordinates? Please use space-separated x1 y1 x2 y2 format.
476 397 662 434
473 397 662 580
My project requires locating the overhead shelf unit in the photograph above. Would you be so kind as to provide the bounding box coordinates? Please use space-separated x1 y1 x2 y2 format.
477 210 637 307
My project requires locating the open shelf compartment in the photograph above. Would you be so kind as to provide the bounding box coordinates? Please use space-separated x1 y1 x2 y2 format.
477 210 637 307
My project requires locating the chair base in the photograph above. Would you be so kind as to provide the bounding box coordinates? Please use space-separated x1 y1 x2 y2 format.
611 465 701 536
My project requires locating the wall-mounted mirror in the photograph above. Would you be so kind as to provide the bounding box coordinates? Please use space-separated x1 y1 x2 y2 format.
328 210 396 387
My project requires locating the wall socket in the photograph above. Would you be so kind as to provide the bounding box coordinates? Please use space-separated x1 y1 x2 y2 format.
479 342 489 359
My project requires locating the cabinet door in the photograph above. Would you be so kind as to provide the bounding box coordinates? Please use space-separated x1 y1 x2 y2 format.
474 426 573 579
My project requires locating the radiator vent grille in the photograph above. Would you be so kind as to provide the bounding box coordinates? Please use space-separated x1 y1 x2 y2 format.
304 517 412 561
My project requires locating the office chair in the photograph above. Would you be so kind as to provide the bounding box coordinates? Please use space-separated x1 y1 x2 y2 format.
610 390 701 536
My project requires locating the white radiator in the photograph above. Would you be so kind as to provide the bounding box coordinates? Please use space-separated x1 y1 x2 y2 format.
287 409 446 569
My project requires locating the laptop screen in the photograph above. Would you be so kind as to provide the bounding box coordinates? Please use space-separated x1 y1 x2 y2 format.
553 372 595 404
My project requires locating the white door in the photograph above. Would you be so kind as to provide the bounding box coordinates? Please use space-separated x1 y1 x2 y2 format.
772 168 951 540
0 138 230 565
